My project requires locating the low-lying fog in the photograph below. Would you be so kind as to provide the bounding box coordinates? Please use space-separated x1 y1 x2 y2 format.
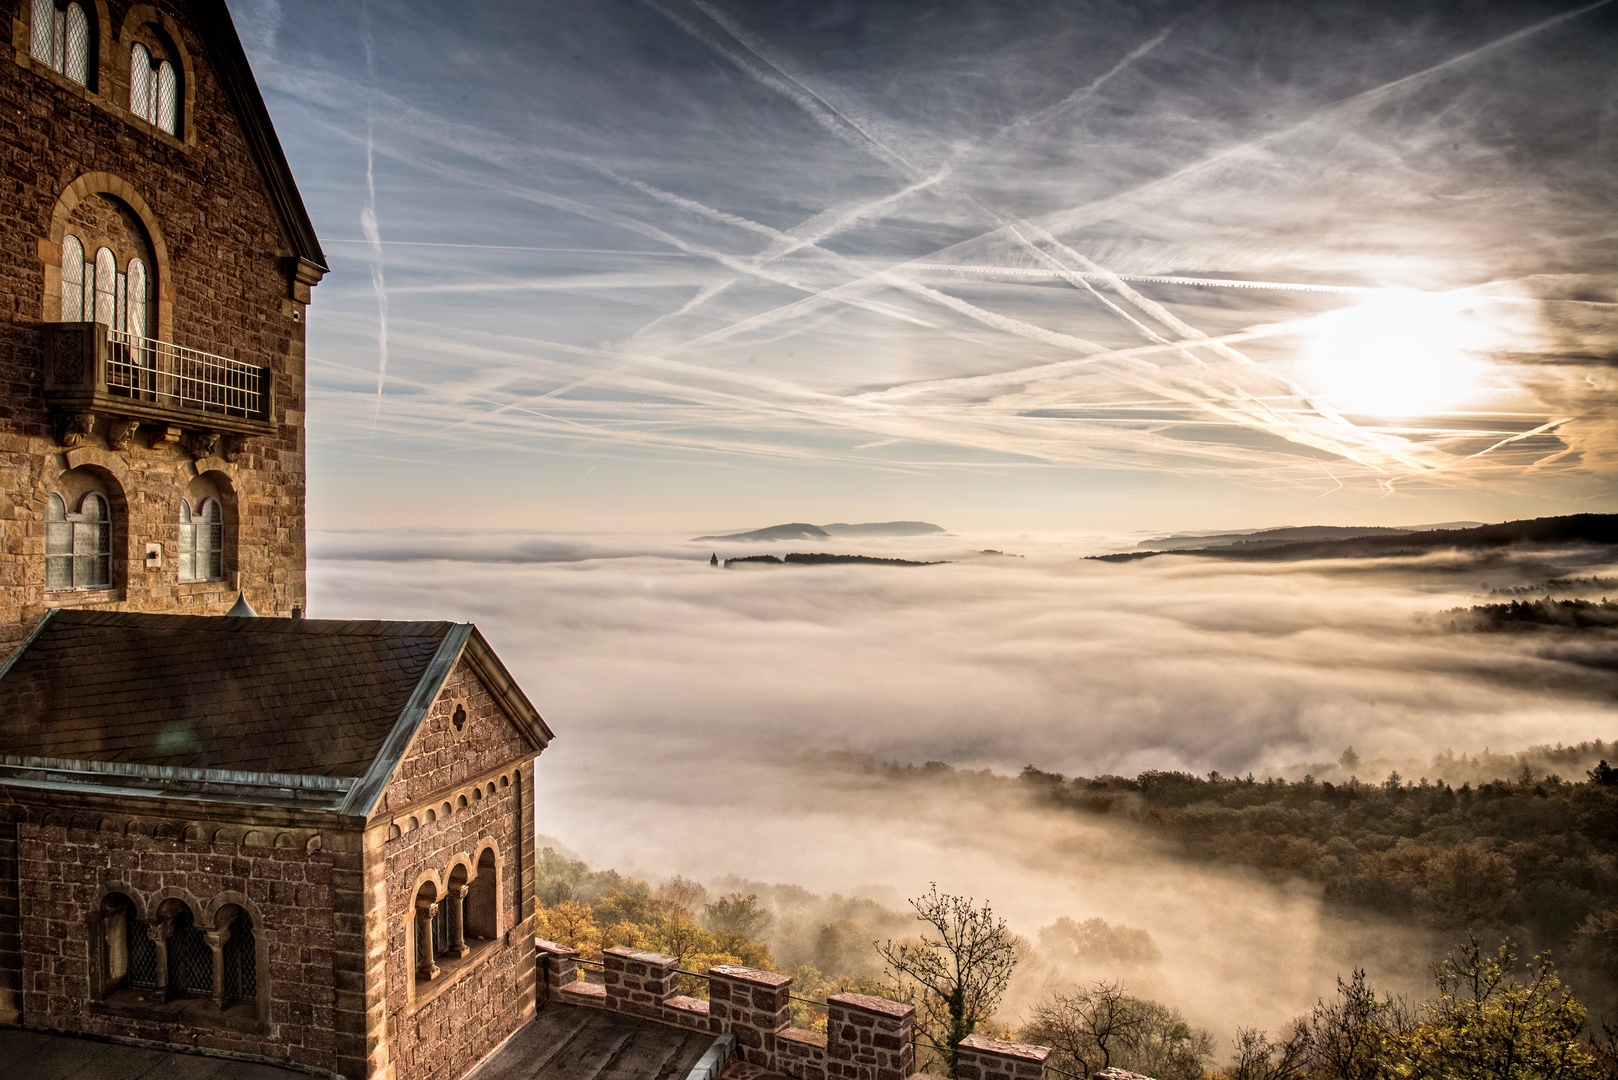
311 529 1617 1041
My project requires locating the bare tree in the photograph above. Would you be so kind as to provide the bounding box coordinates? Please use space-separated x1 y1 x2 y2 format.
877 885 1017 1077
1225 1022 1313 1080
1020 982 1214 1080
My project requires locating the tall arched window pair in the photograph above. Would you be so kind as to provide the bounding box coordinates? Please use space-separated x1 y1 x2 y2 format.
29 0 90 87
60 235 147 338
178 498 224 583
130 43 177 135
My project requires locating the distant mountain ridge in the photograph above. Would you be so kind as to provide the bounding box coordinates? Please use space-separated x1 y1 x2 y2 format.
1138 522 1484 551
694 521 945 542
1095 514 1618 563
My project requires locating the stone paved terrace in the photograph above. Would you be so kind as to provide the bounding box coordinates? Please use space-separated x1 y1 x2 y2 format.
465 1003 719 1080
0 1027 307 1079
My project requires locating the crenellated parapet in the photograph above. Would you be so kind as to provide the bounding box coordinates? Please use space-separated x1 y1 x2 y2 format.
534 940 1051 1080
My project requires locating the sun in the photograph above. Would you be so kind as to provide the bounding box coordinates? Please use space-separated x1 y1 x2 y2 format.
1304 296 1487 417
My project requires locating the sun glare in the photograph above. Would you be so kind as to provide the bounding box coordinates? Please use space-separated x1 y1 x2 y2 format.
1305 296 1488 416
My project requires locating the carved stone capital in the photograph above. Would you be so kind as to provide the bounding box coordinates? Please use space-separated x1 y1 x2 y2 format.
56 411 95 449
104 418 139 451
180 430 219 460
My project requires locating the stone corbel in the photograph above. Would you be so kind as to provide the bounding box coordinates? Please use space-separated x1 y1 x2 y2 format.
180 430 219 460
151 425 182 449
219 433 247 463
56 411 96 449
104 418 139 451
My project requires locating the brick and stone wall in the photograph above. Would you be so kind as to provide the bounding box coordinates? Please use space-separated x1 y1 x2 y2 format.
0 796 346 1074
0 0 319 646
535 948 1053 1080
377 663 539 1080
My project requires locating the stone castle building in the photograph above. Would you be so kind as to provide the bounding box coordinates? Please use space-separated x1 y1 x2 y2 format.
0 4 1068 1080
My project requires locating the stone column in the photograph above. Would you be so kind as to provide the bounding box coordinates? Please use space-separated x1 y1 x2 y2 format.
415 903 440 981
825 992 916 1080
953 1034 1051 1080
146 921 174 1002
448 885 470 958
707 964 792 1070
204 926 232 1009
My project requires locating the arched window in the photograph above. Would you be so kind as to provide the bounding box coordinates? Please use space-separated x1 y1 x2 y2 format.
168 905 212 997
467 847 500 940
60 235 84 321
46 491 111 590
126 258 148 337
125 906 160 990
59 234 150 336
217 905 257 1005
31 1 91 88
130 42 179 135
99 893 134 994
178 498 223 582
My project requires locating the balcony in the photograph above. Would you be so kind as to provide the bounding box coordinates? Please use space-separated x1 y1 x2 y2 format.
43 324 275 441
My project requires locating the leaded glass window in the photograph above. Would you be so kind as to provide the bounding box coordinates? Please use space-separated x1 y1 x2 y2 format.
223 915 256 1003
168 907 212 997
60 235 84 321
126 914 159 990
30 1 90 88
178 498 223 583
130 44 179 135
126 258 147 337
46 491 111 590
94 246 116 326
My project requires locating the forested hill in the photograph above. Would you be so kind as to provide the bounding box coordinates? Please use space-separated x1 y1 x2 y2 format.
1094 513 1618 562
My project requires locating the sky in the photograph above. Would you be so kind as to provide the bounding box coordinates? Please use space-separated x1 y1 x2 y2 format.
233 0 1618 536
246 3 1618 1035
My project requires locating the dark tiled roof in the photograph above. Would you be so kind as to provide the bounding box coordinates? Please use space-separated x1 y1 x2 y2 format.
0 610 457 776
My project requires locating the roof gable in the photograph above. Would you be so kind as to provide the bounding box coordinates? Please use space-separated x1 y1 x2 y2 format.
340 628 553 819
188 0 326 271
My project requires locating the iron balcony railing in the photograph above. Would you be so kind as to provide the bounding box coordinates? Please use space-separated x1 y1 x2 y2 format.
104 328 264 419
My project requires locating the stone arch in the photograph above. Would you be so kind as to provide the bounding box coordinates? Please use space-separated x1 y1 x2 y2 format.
114 4 195 143
149 884 205 919
44 459 129 590
205 891 268 1019
467 840 504 940
89 882 144 1000
273 832 296 848
182 468 240 581
41 812 65 828
387 823 401 841
441 801 453 818
444 852 476 885
153 820 181 839
44 172 172 339
211 827 236 844
242 830 267 847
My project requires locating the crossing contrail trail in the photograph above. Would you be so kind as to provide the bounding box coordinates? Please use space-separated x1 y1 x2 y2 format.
360 0 389 435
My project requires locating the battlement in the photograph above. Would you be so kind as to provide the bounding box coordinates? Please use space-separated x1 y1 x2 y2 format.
535 939 1054 1080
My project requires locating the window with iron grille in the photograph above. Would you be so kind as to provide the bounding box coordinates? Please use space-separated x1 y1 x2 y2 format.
46 491 110 590
223 917 256 1003
168 907 213 997
126 915 159 990
178 498 224 582
30 0 91 88
432 900 451 957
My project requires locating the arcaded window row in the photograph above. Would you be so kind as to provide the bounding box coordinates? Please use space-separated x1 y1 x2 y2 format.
99 892 256 1009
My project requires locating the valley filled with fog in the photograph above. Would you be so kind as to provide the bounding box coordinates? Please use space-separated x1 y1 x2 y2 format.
310 529 1617 1039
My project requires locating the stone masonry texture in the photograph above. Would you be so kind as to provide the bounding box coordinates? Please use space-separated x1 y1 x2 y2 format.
0 0 318 647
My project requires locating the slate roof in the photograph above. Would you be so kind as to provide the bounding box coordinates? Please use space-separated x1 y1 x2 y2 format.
0 610 459 777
